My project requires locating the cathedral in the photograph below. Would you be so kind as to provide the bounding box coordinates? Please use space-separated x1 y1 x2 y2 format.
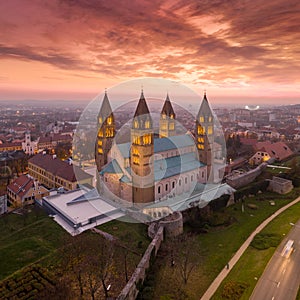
95 90 215 206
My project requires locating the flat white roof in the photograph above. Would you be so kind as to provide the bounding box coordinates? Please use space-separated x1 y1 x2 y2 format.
44 189 121 225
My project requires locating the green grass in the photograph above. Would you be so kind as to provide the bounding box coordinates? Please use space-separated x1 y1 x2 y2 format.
0 238 50 280
151 190 300 299
98 216 149 252
0 206 150 298
212 200 300 300
0 207 67 281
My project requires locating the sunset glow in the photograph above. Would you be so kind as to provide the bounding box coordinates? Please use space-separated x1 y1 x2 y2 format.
0 0 299 104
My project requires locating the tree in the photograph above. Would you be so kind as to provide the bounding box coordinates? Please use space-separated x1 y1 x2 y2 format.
169 234 201 285
59 233 115 299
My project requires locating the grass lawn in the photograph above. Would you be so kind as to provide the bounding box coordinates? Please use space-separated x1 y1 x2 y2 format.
212 200 300 299
0 206 149 298
151 190 300 300
98 216 149 253
0 207 67 281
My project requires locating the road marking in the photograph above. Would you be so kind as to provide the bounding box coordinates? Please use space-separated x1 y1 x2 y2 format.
277 281 280 287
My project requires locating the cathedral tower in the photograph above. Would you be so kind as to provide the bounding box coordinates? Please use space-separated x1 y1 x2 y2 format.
95 91 115 171
195 92 214 181
131 90 155 204
159 93 176 138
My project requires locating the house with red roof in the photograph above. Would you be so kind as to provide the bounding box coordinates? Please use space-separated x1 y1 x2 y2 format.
7 174 49 206
249 141 293 165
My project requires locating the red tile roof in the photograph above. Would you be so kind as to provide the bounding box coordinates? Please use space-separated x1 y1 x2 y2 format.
7 175 34 199
29 153 92 182
0 142 22 149
255 141 293 161
240 138 257 146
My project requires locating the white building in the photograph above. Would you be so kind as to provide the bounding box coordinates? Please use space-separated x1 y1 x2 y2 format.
22 132 38 155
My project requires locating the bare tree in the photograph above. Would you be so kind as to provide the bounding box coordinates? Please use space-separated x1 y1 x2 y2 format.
60 233 115 299
171 234 200 285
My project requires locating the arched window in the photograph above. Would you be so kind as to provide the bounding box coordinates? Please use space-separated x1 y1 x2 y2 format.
158 186 161 194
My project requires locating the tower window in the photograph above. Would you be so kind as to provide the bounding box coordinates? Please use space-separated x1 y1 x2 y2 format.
197 126 204 135
169 123 175 130
185 177 187 184
143 134 152 145
208 126 213 135
170 114 174 119
107 116 112 125
98 129 103 137
165 183 168 191
199 116 204 123
134 120 139 128
191 175 193 182
133 156 139 165
179 179 181 186
172 181 175 188
158 186 161 194
145 120 150 129
209 116 212 122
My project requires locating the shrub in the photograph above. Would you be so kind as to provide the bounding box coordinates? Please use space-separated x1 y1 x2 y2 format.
221 281 249 299
251 233 281 250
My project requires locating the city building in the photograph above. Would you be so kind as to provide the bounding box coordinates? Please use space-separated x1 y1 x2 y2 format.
37 133 72 152
28 153 93 191
7 174 49 206
0 142 22 152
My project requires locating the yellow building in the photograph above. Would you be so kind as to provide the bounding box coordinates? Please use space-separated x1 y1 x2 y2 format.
28 153 93 191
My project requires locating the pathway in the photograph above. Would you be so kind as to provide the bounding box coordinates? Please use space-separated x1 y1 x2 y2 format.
200 196 300 300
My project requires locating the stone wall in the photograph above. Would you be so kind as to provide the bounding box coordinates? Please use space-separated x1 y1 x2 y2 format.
268 176 293 194
226 163 267 189
117 226 164 300
159 211 183 238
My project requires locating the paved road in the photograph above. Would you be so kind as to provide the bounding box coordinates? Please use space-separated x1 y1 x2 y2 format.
200 196 300 300
250 220 300 300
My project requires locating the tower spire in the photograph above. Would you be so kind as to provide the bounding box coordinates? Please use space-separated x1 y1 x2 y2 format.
159 93 176 138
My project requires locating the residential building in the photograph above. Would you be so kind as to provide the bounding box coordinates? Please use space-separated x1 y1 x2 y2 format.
28 153 93 190
249 141 293 165
7 174 49 206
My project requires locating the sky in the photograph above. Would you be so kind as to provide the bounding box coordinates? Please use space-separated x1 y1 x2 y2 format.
0 0 299 105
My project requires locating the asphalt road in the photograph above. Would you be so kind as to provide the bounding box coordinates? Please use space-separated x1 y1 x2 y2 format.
250 220 300 300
